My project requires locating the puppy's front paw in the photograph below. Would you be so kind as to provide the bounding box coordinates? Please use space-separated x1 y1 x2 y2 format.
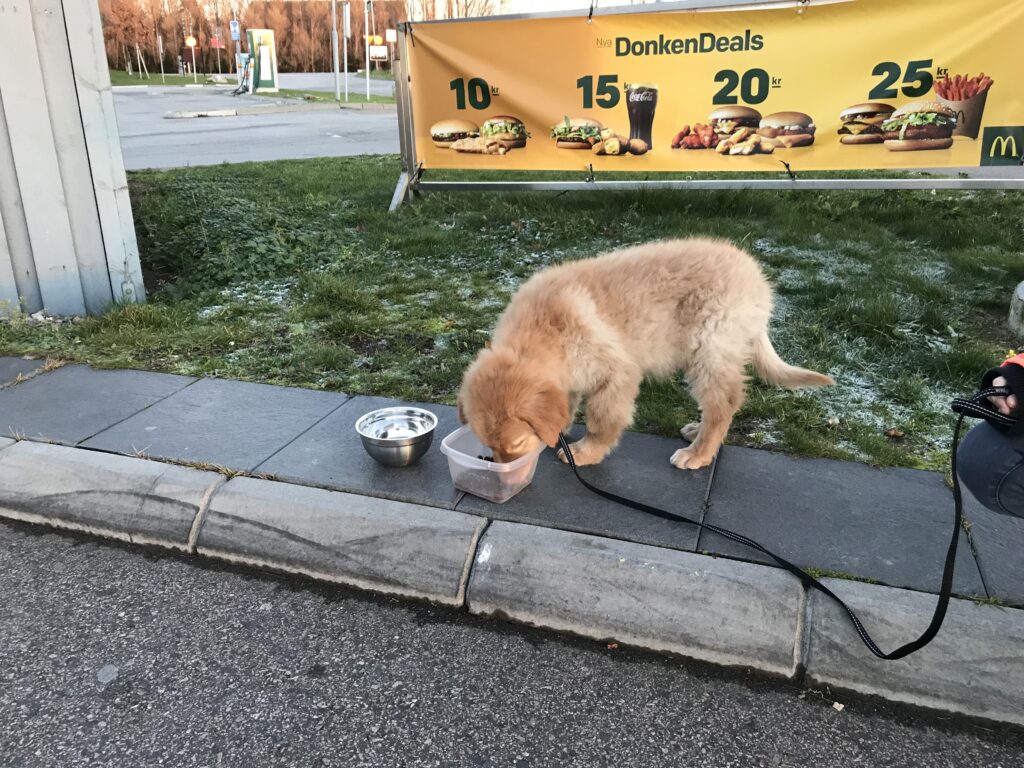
679 422 700 443
670 447 713 471
558 438 608 467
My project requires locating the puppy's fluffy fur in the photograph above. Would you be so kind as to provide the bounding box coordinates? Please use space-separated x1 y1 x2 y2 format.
458 238 833 469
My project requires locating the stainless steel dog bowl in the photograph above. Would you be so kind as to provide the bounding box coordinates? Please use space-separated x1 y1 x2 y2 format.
355 407 438 467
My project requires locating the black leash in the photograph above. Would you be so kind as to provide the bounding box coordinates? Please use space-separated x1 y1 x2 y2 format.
557 386 1014 660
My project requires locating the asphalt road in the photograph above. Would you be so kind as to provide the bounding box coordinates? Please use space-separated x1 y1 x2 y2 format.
2 520 1021 768
114 87 399 170
277 72 396 96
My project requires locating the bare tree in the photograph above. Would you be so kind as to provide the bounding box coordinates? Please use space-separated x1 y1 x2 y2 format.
404 0 437 21
407 0 505 19
97 0 437 73
99 0 150 71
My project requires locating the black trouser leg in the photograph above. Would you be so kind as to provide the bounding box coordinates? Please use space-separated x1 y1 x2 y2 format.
957 421 1024 518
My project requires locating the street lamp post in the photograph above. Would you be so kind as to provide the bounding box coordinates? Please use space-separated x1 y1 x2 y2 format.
185 34 197 83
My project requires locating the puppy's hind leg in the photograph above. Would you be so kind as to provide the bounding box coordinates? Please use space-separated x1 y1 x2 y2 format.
671 364 746 471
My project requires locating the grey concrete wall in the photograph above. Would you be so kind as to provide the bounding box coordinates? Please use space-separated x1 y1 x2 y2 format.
0 0 144 316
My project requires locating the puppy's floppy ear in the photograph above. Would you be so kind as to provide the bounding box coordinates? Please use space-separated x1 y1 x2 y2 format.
457 346 494 425
522 383 569 448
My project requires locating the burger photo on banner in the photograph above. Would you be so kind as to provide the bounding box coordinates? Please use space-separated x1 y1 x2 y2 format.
429 115 528 156
882 101 956 151
837 103 895 144
550 117 603 149
837 74 995 150
430 118 479 148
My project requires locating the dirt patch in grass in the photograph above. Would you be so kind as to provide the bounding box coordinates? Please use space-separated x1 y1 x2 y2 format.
2 156 1020 470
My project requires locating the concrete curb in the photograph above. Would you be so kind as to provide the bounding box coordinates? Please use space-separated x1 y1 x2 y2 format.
467 521 804 677
164 109 240 119
0 442 221 552
113 84 237 91
164 102 396 119
1 440 1021 726
196 476 486 606
805 578 1024 725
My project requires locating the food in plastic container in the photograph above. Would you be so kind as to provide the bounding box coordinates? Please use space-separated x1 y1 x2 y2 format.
440 425 543 504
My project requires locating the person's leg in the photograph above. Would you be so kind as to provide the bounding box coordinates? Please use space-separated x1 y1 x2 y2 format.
956 422 1024 517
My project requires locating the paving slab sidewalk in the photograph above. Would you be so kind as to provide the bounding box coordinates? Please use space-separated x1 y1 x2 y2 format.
81 377 348 471
0 356 44 386
1 359 1022 726
256 395 464 510
701 446 986 596
0 365 194 444
0 360 1005 602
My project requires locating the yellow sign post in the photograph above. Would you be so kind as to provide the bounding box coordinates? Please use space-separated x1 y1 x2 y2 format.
389 0 1024 207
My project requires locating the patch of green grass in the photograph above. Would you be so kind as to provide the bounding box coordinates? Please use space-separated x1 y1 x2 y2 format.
106 70 395 103
108 69 216 87
801 568 881 585
971 595 1011 607
2 155 1020 471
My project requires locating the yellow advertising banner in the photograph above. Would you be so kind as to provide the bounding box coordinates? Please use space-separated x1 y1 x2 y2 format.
406 0 1024 172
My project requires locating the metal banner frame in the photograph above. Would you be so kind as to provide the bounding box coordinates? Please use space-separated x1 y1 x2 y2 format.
390 0 1024 211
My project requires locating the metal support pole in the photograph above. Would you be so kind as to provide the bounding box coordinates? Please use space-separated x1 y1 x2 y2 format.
415 178 1024 193
332 0 341 102
390 26 420 211
190 45 197 83
343 1 350 102
157 33 165 83
364 0 371 101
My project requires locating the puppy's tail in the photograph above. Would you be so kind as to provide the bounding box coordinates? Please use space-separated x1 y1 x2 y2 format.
752 333 834 389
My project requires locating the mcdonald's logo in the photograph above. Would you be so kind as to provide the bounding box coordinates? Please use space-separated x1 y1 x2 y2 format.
990 135 1018 159
981 127 1024 166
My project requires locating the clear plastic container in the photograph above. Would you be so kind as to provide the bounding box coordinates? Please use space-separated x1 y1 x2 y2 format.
440 425 544 504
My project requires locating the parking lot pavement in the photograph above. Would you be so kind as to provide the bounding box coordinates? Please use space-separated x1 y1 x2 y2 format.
114 87 399 170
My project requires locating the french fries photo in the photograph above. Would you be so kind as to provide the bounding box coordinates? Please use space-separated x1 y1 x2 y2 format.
935 73 994 101
934 72 995 139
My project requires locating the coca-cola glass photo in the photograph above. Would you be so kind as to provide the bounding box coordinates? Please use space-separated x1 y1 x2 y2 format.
626 83 658 148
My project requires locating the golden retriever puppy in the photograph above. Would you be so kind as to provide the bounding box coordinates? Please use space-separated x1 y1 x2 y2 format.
457 238 832 469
